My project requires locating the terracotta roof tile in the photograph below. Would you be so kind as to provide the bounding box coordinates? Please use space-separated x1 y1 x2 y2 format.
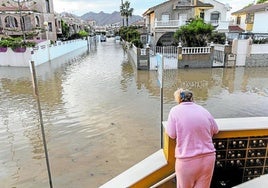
229 25 245 32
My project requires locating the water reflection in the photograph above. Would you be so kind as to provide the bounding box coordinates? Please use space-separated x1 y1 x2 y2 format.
1 39 268 187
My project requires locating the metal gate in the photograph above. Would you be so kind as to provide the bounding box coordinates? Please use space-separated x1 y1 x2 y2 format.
213 44 225 67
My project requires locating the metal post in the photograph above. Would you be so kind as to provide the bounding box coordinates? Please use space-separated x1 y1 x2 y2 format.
160 57 164 148
29 61 53 188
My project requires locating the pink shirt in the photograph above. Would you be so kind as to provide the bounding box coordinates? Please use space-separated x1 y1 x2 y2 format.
167 102 219 159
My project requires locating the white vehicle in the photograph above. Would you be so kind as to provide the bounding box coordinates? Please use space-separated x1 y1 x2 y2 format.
100 35 106 42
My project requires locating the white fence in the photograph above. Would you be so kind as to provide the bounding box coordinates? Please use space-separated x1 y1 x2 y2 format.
182 47 211 54
150 46 177 58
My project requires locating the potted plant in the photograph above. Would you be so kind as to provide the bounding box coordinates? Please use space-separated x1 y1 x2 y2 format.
0 39 10 52
0 37 36 53
10 38 36 53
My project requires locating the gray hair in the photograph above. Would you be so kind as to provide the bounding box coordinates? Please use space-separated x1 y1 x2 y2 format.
174 88 193 103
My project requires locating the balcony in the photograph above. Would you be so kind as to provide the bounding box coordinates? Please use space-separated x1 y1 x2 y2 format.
155 20 181 28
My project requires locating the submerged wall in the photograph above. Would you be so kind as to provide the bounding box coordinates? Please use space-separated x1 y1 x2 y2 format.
0 38 92 67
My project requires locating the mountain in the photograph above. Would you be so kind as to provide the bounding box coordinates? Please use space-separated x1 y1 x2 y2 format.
80 11 143 26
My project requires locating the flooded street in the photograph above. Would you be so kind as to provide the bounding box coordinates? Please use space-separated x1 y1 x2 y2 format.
1 38 268 188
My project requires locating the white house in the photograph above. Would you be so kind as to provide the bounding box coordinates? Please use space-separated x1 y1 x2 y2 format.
143 0 231 46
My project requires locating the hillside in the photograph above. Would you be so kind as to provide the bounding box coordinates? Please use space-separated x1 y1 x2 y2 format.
80 11 143 26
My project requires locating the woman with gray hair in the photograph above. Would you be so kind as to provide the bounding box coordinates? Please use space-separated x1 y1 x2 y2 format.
166 88 219 188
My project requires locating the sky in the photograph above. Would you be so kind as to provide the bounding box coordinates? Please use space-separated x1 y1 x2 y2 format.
53 0 254 17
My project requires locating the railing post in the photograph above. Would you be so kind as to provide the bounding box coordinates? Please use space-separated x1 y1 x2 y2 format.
210 42 215 67
146 44 150 70
177 42 182 69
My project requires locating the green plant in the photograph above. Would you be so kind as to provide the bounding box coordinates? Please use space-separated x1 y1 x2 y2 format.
78 30 88 38
0 37 36 49
131 39 143 48
0 39 12 47
119 26 140 42
174 18 214 47
209 32 226 44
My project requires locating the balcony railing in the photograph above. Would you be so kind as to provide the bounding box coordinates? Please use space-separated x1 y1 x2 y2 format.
155 20 181 28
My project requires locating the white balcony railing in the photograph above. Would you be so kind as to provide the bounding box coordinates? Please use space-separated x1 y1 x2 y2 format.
155 20 181 28
182 47 211 54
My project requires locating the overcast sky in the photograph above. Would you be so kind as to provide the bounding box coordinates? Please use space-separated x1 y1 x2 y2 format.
53 0 254 16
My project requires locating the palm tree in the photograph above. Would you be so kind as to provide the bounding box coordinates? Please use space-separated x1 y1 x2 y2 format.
120 0 134 27
120 0 125 27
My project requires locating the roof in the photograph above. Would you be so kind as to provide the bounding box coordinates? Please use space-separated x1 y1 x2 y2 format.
143 0 213 16
0 6 30 12
228 25 245 33
143 0 170 16
232 2 268 15
195 1 213 8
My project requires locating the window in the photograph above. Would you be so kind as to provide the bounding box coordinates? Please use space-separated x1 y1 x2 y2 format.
210 12 220 21
245 13 254 24
237 16 241 25
162 14 170 22
23 16 32 31
46 0 50 13
35 16 40 27
5 16 18 28
48 22 52 31
200 9 204 19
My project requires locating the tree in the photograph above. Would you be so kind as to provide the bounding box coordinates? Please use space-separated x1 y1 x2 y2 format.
174 18 214 47
120 1 134 27
257 0 268 4
120 0 125 27
60 20 70 40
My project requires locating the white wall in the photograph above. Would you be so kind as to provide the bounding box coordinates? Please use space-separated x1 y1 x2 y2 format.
0 39 88 67
251 44 268 54
204 0 229 21
0 48 32 67
252 11 268 33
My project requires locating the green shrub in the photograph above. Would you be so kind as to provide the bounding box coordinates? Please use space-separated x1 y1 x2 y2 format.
131 39 143 48
78 30 88 38
0 37 36 49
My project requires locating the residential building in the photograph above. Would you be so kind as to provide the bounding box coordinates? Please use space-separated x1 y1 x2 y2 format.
0 0 93 42
143 0 231 46
231 2 268 33
0 0 58 41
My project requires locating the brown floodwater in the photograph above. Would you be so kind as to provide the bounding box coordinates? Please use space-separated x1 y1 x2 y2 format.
1 38 268 188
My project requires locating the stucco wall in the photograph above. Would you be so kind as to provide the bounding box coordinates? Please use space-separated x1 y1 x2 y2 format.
253 11 268 33
203 0 228 21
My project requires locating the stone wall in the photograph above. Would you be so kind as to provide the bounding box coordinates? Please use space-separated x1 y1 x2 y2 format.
178 54 213 68
246 54 268 67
